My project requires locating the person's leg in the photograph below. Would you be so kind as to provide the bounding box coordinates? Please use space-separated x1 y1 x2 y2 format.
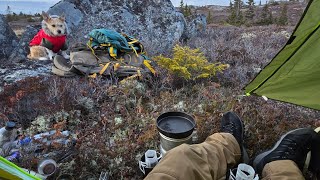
144 112 244 180
253 128 318 179
145 133 241 180
261 160 304 180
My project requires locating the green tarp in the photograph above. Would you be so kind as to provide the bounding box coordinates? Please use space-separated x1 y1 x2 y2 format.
245 0 320 110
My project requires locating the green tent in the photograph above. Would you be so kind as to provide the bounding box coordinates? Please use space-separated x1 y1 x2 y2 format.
0 156 41 180
245 0 320 110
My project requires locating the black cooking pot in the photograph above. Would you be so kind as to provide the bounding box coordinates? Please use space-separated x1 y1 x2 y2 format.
156 112 196 139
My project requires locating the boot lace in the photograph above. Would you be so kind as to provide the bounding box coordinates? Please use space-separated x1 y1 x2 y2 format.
222 122 237 135
279 137 310 160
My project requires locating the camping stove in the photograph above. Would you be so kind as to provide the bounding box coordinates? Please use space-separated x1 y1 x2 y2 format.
160 144 167 156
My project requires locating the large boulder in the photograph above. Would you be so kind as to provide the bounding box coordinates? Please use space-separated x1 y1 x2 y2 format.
0 15 18 63
181 14 207 42
0 60 52 87
9 25 40 64
47 1 84 31
47 0 193 54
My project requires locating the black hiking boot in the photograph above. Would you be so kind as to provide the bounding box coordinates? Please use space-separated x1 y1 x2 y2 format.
309 127 320 173
220 112 249 164
253 128 317 175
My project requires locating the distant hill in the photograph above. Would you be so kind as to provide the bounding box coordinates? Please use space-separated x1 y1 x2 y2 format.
193 1 306 26
0 1 56 14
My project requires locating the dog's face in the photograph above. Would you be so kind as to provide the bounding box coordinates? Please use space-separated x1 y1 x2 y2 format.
42 11 67 37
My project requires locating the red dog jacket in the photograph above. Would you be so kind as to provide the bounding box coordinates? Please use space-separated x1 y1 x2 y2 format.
30 29 67 53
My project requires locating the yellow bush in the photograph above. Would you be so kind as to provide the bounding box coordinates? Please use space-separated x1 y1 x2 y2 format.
154 45 229 80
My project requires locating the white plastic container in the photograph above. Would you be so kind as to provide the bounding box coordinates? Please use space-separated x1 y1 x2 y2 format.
229 164 259 180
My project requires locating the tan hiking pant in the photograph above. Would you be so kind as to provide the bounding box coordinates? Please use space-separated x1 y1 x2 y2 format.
262 160 304 180
144 133 305 180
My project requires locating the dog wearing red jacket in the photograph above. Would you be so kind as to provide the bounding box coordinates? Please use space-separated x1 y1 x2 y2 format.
28 11 69 60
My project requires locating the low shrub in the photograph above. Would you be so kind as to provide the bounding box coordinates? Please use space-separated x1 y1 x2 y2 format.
154 45 229 80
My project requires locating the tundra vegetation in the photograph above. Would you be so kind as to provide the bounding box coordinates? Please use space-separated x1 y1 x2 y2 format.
0 0 319 179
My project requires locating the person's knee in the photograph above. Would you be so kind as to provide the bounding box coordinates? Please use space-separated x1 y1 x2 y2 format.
168 144 193 156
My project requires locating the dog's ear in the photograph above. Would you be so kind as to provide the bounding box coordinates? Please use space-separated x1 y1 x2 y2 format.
42 11 50 21
59 13 66 21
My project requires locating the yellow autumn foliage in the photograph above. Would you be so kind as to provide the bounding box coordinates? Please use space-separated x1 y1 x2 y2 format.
154 45 229 80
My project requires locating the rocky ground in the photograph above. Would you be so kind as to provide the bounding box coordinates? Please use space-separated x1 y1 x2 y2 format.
0 0 319 179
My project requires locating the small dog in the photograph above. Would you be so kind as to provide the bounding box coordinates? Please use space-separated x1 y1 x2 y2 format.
28 11 69 60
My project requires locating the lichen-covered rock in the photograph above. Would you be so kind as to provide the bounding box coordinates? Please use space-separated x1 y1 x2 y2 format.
47 1 84 30
3 65 51 84
0 15 18 62
48 0 187 53
9 25 40 64
181 14 207 42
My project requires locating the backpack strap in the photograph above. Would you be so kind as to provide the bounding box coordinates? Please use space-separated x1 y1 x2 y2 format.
108 46 117 58
99 62 111 75
143 60 156 75
87 38 100 61
119 69 142 84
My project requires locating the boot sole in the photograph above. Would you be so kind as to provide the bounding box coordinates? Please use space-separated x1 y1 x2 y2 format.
303 127 320 173
253 128 313 170
52 65 77 77
242 146 250 164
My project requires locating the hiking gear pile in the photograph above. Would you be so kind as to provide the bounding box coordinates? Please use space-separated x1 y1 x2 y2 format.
52 29 156 81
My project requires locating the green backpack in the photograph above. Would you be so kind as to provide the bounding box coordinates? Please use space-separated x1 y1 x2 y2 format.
87 29 145 59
